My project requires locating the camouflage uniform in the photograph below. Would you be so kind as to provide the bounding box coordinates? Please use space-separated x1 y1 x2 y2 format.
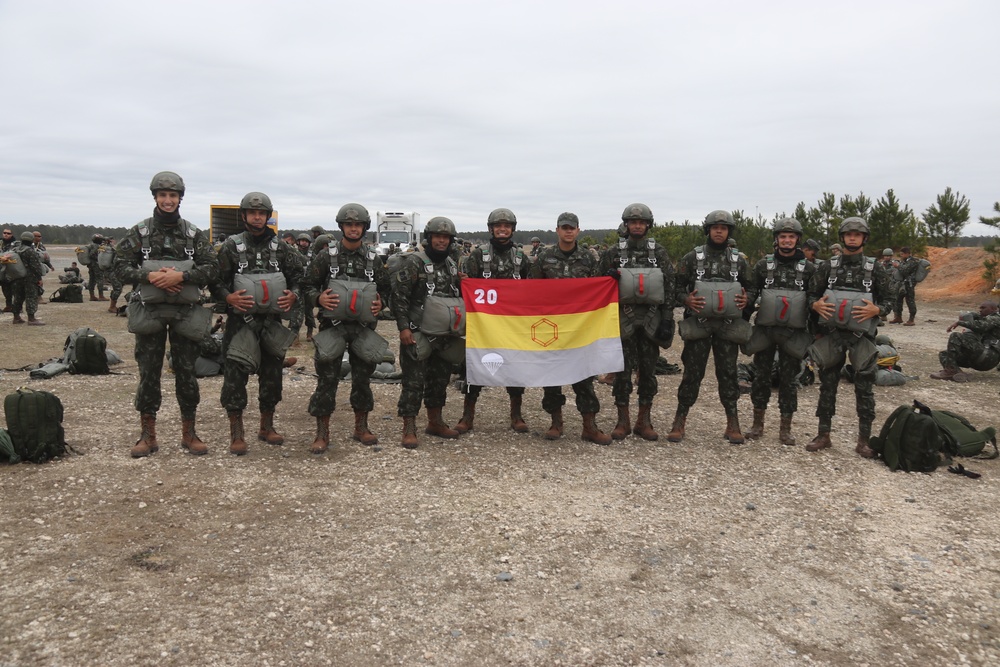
939 313 1000 372
87 241 107 299
214 230 303 414
1 231 14 310
392 244 462 417
114 210 219 421
673 243 751 423
530 241 601 415
303 238 390 416
746 249 816 439
10 239 44 320
289 240 317 337
807 253 893 441
892 256 918 322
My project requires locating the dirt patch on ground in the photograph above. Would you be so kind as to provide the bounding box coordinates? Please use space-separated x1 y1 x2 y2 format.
1 247 998 666
919 246 993 301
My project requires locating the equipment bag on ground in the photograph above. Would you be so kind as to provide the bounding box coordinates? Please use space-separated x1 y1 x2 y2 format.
870 400 997 472
3 388 67 463
62 327 110 375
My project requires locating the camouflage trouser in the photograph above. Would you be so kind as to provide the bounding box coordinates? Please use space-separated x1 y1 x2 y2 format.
941 331 1000 371
220 315 284 413
466 383 524 401
108 271 124 301
11 279 39 317
87 268 104 295
134 325 202 419
542 380 599 415
2 281 11 307
613 331 659 407
893 283 916 319
750 345 802 415
815 332 875 435
676 335 741 415
289 299 316 335
397 343 453 417
308 322 376 416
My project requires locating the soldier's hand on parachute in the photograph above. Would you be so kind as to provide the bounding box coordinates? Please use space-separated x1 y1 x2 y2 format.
318 289 339 311
852 299 880 323
277 289 297 312
227 289 256 313
734 287 748 310
399 328 415 346
604 269 620 281
684 289 706 313
812 294 835 320
370 294 383 318
148 266 186 293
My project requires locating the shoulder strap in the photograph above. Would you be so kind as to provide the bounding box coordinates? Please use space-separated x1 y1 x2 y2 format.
234 233 249 273
764 254 775 287
826 254 842 288
694 246 705 279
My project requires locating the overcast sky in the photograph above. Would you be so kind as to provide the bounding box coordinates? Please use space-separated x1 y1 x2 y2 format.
2 0 998 236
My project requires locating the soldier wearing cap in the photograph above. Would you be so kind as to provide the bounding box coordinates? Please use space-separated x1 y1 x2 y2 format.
8 231 45 325
529 212 612 445
455 208 532 435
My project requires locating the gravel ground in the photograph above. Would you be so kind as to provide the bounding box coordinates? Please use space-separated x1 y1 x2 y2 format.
1 249 998 666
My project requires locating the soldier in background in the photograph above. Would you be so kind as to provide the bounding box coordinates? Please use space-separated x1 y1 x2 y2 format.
745 218 816 446
106 239 125 313
9 231 45 325
2 228 15 311
668 210 751 443
455 208 531 434
280 231 295 246
598 203 675 442
802 239 823 267
303 203 390 453
213 192 302 456
829 243 843 257
529 212 611 445
930 301 1000 382
805 217 892 457
391 217 464 448
288 232 316 342
114 171 219 458
86 234 108 301
529 236 543 257
890 246 919 326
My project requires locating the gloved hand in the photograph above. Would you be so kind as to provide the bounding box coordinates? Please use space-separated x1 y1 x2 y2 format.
654 318 674 343
604 269 620 280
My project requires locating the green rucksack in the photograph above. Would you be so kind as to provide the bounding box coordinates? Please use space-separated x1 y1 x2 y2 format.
51 284 84 303
3 389 67 463
871 401 997 472
62 327 110 375
0 428 19 464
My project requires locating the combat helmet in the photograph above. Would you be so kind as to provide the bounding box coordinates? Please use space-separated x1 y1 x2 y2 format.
92 233 105 243
703 209 735 235
838 217 870 245
240 192 273 218
297 233 312 243
336 203 371 231
423 216 457 244
875 333 893 346
487 208 517 231
882 248 893 256
621 203 654 226
149 171 185 197
772 217 803 237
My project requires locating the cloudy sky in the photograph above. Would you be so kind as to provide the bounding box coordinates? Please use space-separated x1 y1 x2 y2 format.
2 0 998 235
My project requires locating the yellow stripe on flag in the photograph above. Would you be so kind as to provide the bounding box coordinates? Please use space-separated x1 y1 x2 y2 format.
466 302 620 352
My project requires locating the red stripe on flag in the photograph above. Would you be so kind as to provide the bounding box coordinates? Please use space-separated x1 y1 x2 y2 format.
462 277 618 316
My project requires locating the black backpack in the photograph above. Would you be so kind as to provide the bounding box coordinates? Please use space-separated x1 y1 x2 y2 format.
51 284 84 303
3 389 67 463
63 327 110 375
871 400 997 472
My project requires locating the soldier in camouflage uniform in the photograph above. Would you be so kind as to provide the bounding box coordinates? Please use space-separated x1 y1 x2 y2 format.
454 208 531 434
212 192 303 456
303 203 391 453
889 246 919 325
1 228 14 311
114 171 219 458
597 203 675 441
106 241 125 313
288 233 317 341
9 232 45 325
805 217 893 457
667 210 752 444
86 234 108 301
930 301 1000 381
529 212 612 445
744 218 817 446
391 216 464 448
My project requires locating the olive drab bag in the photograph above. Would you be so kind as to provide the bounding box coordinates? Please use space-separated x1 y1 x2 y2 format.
3 388 67 463
822 254 878 336
0 251 26 282
63 327 110 375
321 244 380 324
76 246 91 265
51 284 84 303
913 258 931 283
0 428 18 464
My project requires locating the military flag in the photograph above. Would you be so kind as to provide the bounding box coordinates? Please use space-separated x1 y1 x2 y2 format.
463 277 624 387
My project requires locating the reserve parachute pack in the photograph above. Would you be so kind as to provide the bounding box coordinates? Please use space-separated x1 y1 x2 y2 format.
870 400 997 472
63 327 110 375
913 258 931 283
2 388 67 463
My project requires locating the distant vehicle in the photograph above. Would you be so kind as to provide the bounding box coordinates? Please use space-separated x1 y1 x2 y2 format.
209 204 278 242
375 211 419 258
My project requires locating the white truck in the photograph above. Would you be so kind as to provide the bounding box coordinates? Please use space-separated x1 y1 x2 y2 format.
374 211 420 258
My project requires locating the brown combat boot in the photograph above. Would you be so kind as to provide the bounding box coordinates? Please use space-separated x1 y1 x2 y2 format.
903 317 915 327
352 410 378 446
310 415 330 454
723 411 745 444
930 366 959 380
509 395 529 433
581 412 612 446
181 418 208 456
544 410 563 440
633 404 658 441
89 292 98 302
855 434 875 459
27 316 45 326
425 407 459 439
401 416 419 449
258 411 284 445
11 314 24 324
806 431 832 452
107 298 118 313
952 371 974 382
745 408 766 440
888 315 902 324
779 414 796 446
610 405 630 441
97 293 108 302
454 396 476 434
306 326 314 342
130 413 158 458
229 412 247 456
666 410 686 442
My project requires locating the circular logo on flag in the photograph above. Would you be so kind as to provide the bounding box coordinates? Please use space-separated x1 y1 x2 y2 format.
481 353 504 376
